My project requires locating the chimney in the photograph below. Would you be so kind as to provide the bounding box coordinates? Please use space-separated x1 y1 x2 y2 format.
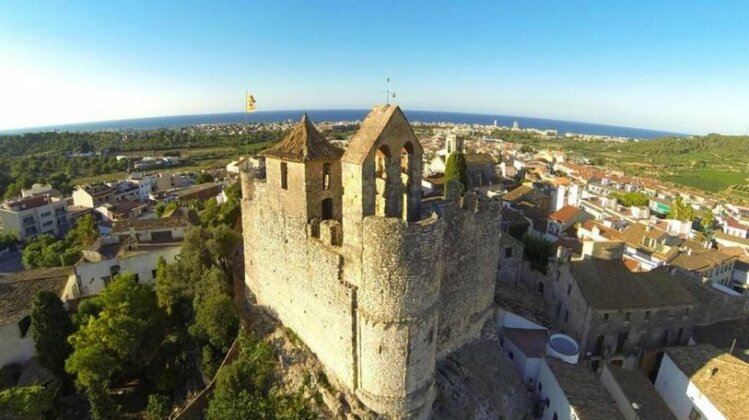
706 367 719 379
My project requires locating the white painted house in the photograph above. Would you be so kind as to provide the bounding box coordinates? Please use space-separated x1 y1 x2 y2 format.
74 212 192 296
534 358 624 420
654 344 749 420
599 364 676 420
0 267 79 368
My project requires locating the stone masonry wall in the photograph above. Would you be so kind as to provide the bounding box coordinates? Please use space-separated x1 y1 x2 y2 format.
357 214 444 418
243 179 357 390
437 192 503 358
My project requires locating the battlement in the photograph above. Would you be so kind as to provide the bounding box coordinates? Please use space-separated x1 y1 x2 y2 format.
307 219 343 247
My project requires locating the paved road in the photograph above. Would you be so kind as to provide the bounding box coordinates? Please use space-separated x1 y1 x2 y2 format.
0 250 24 274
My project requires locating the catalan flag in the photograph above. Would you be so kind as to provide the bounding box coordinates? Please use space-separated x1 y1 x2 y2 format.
246 93 256 112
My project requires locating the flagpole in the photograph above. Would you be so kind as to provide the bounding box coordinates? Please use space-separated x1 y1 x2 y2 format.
244 90 248 147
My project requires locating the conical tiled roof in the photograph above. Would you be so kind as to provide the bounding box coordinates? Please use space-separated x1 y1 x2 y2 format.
261 114 343 162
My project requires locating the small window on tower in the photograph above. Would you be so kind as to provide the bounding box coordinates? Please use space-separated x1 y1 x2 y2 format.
323 163 331 190
280 162 288 190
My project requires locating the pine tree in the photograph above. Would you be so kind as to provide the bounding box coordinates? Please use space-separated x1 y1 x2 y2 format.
444 152 468 195
31 290 74 379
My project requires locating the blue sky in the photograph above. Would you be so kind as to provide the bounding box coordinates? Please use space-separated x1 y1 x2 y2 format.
1 1 748 134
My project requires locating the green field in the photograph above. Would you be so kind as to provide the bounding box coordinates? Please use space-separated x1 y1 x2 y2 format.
659 170 748 193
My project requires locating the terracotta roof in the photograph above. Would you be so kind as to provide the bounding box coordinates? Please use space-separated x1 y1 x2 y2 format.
715 230 749 246
568 259 697 310
464 153 496 165
174 183 222 199
550 177 571 186
342 105 418 165
111 211 191 233
724 218 748 230
261 114 343 162
0 267 75 324
619 223 680 262
623 258 641 272
502 327 548 358
502 185 534 202
693 319 749 364
666 345 749 420
495 282 550 327
549 205 582 224
502 207 530 227
670 249 736 273
580 220 622 241
606 366 676 420
545 358 624 420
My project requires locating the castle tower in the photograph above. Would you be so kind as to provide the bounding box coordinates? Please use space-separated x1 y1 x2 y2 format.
341 105 423 252
341 105 437 418
260 114 343 222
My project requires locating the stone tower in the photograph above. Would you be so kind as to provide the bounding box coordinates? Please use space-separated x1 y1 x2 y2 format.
260 113 343 221
242 105 503 420
444 132 463 155
340 105 438 417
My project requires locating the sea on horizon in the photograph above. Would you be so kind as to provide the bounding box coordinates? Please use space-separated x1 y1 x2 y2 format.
0 109 683 139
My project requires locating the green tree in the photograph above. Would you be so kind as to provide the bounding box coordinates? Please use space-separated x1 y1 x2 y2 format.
146 394 171 420
667 195 695 221
206 330 313 420
67 214 99 247
21 234 61 269
0 231 17 251
611 192 649 207
3 181 22 199
190 293 239 352
701 209 716 243
47 171 72 195
521 234 555 274
66 273 166 418
0 386 53 418
195 172 215 184
444 151 468 195
205 224 242 275
31 290 74 380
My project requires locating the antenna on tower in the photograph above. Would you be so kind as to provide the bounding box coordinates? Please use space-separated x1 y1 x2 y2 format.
380 77 396 105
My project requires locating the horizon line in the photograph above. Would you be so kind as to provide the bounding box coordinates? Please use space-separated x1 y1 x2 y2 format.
0 107 691 136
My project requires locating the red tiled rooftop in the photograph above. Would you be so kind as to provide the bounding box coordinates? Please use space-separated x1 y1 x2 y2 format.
549 205 582 223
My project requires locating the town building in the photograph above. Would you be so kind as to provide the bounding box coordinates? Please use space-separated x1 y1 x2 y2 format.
669 249 736 289
241 106 509 418
72 184 115 208
0 267 80 368
74 211 192 296
173 182 222 202
153 172 196 192
464 153 497 188
533 358 623 420
546 205 592 238
655 344 749 420
529 242 698 371
599 364 676 420
0 195 71 241
618 223 681 271
21 183 59 198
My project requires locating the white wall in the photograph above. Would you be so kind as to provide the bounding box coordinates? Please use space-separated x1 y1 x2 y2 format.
534 359 572 420
500 336 541 388
599 365 637 420
654 354 726 420
75 246 181 296
0 322 34 368
497 309 547 330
